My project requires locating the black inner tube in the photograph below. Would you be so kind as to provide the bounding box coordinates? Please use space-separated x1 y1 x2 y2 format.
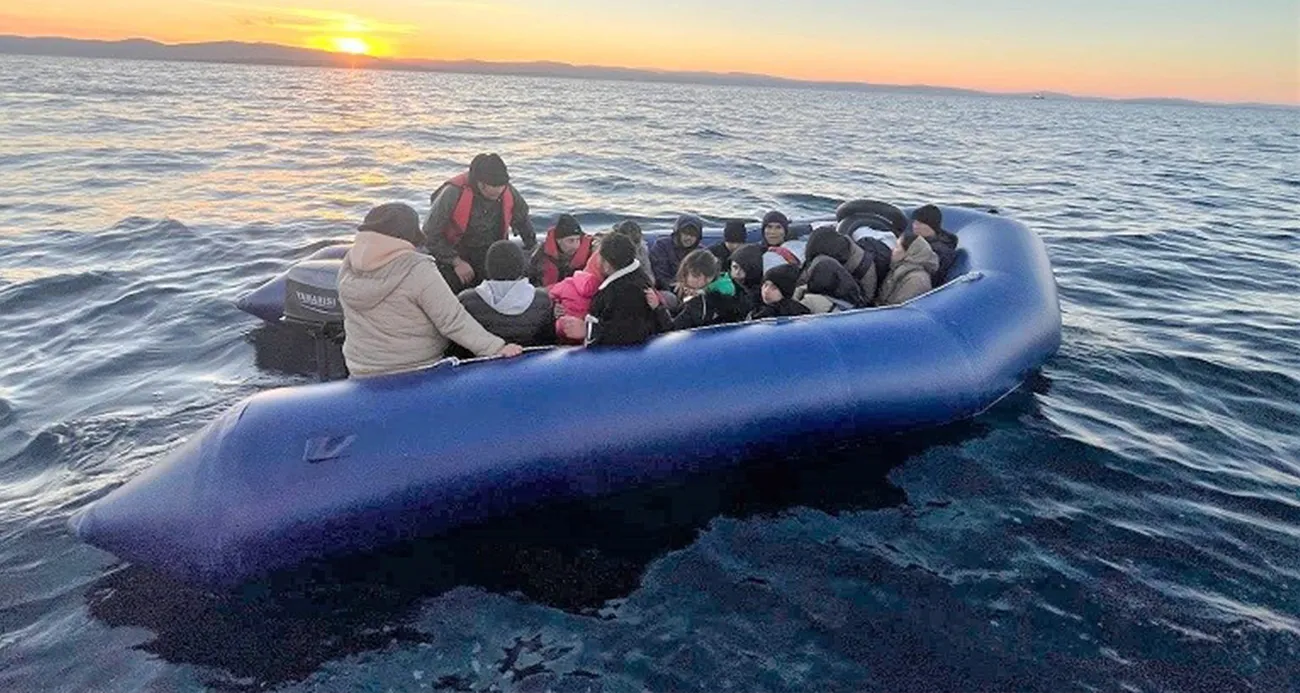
835 200 908 234
837 213 899 237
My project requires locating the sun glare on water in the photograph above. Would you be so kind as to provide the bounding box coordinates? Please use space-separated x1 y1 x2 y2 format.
332 37 371 56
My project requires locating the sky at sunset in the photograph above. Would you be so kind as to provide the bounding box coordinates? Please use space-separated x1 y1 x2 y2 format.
3 0 1298 104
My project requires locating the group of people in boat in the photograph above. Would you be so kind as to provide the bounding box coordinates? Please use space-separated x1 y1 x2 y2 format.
337 153 959 377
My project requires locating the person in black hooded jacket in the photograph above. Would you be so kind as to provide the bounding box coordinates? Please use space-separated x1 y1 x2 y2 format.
586 234 666 346
804 226 881 303
910 205 958 285
797 255 865 312
648 214 704 290
751 264 811 319
727 243 765 314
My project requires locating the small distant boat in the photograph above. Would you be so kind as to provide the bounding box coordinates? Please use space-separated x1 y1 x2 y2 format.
1031 93 1046 100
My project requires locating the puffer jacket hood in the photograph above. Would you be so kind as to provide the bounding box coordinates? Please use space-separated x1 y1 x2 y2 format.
900 235 940 275
339 232 422 311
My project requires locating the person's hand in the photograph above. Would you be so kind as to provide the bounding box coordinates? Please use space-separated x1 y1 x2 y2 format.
557 316 585 341
498 343 524 358
453 258 475 285
644 288 661 309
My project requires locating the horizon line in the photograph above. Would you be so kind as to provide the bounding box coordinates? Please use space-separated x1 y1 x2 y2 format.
1 34 1295 109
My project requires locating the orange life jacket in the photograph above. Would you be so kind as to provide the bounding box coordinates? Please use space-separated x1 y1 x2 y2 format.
538 227 594 287
441 172 515 246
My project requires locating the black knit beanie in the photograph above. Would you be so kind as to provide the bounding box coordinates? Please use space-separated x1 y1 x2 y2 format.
911 204 942 231
761 210 790 232
723 220 748 244
484 240 526 280
764 263 800 300
553 213 583 240
358 202 425 247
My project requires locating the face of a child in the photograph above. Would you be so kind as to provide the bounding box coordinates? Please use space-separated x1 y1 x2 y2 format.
730 263 746 283
761 280 782 305
911 220 935 238
558 235 582 256
763 223 786 246
683 272 710 293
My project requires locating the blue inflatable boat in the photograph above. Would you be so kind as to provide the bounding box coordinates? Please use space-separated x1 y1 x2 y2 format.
71 206 1060 586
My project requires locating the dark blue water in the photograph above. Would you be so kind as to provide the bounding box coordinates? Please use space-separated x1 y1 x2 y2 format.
1 54 1298 692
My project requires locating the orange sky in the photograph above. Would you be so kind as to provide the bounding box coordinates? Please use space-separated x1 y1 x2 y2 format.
3 1 1297 104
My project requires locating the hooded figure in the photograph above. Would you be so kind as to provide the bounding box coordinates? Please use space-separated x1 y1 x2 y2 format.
804 226 880 304
727 243 765 312
876 234 940 306
910 204 959 285
798 255 865 313
529 213 593 287
649 214 704 290
339 202 508 376
458 240 555 346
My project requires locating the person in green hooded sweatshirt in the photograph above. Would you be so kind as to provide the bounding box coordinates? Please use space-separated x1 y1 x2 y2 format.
658 248 748 330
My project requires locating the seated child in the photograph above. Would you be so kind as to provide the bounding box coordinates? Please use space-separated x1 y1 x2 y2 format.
728 243 765 310
664 249 747 331
549 251 606 344
750 264 812 319
457 241 555 346
585 234 666 346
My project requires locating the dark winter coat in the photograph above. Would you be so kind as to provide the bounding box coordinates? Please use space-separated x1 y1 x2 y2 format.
585 261 665 346
457 279 555 346
648 214 705 290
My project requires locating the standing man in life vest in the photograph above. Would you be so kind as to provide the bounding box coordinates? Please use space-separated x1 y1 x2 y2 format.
423 153 538 292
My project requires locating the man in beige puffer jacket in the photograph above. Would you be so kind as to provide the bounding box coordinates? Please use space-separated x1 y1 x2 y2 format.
338 203 523 377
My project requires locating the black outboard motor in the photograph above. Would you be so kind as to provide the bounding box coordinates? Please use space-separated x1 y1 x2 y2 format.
282 260 348 381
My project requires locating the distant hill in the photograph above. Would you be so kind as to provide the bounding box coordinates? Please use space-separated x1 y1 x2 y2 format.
0 35 1283 108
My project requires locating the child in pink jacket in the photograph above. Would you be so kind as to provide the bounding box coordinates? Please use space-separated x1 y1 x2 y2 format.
549 252 607 343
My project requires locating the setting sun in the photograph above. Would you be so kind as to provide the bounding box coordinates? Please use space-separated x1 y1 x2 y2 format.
331 37 370 55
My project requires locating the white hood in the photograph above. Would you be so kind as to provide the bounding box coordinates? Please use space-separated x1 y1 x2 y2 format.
473 279 537 316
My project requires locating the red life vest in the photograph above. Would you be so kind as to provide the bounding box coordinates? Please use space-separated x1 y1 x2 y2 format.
767 246 800 266
539 227 594 287
441 172 515 247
